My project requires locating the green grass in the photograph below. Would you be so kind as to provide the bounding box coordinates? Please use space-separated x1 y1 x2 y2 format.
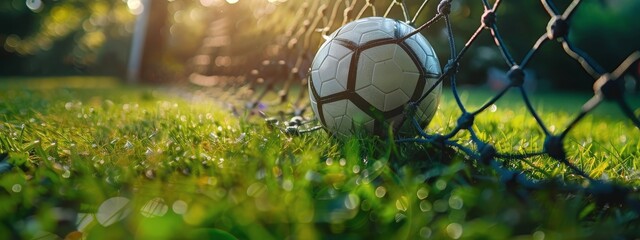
0 77 639 239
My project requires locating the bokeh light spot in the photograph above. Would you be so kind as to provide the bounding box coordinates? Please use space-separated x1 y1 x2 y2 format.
96 197 132 227
449 195 463 210
419 227 432 239
11 184 22 193
417 187 429 199
446 223 463 239
375 186 386 198
344 193 360 210
26 0 43 12
172 200 188 215
140 198 169 218
127 0 144 15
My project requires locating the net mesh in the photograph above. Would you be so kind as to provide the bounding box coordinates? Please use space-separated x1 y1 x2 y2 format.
188 0 640 211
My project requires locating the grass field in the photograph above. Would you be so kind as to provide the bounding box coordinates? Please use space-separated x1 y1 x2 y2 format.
0 77 639 239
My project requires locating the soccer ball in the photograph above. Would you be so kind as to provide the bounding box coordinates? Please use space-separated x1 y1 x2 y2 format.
308 17 442 137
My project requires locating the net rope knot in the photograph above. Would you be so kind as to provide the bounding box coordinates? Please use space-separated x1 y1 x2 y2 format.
404 102 418 118
594 74 624 101
456 112 475 130
478 143 497 165
285 126 301 136
507 65 525 87
543 135 566 161
437 0 452 15
481 10 496 29
443 59 459 76
546 16 569 40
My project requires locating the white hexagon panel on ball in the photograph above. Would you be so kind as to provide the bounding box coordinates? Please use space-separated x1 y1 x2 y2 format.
309 17 442 138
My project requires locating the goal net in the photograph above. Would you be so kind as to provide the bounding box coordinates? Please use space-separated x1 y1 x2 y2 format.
187 0 640 209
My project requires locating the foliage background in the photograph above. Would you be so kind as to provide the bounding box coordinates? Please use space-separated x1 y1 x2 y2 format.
1 0 638 91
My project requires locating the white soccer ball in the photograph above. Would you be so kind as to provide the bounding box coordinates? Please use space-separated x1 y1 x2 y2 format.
308 17 442 137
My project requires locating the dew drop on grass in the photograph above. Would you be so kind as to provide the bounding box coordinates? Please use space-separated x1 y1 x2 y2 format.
255 169 266 180
236 133 246 143
352 165 360 174
339 158 346 166
144 169 155 179
209 132 218 140
124 141 133 149
62 170 71 179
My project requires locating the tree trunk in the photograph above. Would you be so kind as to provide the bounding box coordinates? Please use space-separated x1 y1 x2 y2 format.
138 0 168 84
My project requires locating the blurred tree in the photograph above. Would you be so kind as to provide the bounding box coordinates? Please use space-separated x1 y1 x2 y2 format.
0 0 136 77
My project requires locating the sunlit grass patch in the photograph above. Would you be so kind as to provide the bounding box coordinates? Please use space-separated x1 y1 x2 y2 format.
0 77 639 239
